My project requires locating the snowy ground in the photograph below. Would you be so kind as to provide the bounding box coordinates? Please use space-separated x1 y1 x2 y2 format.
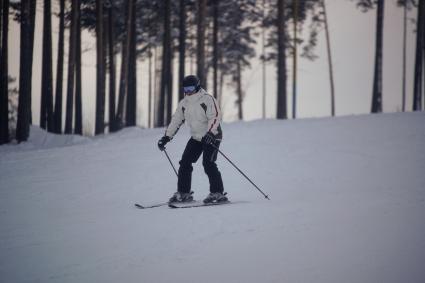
1 113 425 283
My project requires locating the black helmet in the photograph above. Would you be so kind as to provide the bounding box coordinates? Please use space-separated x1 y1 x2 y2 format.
183 75 201 94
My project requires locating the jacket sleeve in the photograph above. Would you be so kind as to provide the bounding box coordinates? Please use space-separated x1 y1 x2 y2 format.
165 101 185 138
206 95 222 136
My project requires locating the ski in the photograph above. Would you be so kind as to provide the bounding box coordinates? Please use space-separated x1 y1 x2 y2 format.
135 200 236 209
134 199 196 209
168 200 231 209
134 202 169 209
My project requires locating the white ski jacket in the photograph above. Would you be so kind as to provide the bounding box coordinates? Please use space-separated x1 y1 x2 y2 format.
165 88 222 142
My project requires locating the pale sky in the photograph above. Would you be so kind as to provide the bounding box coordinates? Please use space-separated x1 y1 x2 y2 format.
7 0 419 135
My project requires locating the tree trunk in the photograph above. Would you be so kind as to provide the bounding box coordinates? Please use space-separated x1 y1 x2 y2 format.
126 0 137 127
219 64 224 110
40 0 54 132
74 0 82 135
236 59 243 120
95 0 106 134
212 0 219 99
196 0 207 86
261 0 266 119
28 0 36 125
116 0 133 129
322 0 336 117
178 0 186 101
166 48 173 125
65 0 77 134
16 0 33 142
422 9 425 109
402 2 407 112
157 0 172 127
413 0 424 111
276 0 287 119
292 0 298 119
107 2 116 132
148 45 152 128
54 0 65 134
0 0 9 144
0 0 2 52
371 0 384 113
154 45 161 127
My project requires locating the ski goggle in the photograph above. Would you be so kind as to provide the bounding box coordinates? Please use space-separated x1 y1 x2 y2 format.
183 86 196 94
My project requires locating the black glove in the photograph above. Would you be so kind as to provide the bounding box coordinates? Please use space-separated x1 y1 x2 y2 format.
158 136 171 151
202 132 216 146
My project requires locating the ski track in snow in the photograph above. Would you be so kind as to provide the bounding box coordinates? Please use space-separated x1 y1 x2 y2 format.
1 113 425 283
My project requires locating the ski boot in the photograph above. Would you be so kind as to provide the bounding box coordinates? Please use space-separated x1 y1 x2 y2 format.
168 191 194 203
203 192 228 204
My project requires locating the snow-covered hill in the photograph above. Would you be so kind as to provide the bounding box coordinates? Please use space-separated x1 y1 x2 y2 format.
1 113 424 283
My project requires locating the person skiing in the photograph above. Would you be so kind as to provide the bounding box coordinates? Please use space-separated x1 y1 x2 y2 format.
157 75 228 204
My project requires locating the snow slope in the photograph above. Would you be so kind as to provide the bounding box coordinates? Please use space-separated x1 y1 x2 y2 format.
1 113 424 283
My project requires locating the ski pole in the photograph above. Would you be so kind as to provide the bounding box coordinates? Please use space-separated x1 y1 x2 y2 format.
212 145 270 200
163 148 178 177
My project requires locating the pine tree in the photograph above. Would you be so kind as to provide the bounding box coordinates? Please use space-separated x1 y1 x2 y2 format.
217 1 258 120
263 0 324 120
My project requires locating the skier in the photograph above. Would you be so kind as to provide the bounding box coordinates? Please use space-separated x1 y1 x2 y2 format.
157 75 228 204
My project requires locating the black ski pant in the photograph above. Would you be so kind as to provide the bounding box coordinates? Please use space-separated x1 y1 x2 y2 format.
178 138 224 194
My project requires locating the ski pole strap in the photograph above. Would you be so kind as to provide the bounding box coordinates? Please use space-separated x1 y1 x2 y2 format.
163 149 178 177
212 145 270 200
